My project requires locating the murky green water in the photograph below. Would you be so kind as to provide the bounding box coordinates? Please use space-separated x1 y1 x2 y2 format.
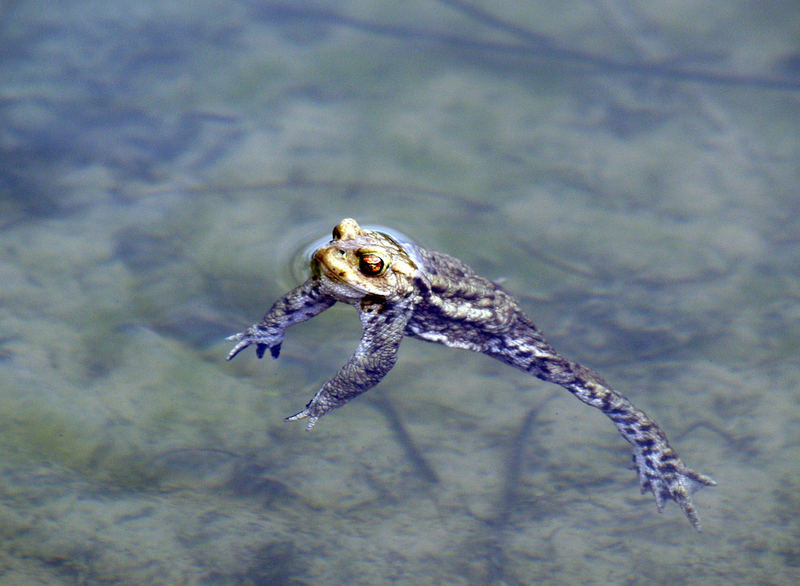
2 0 800 583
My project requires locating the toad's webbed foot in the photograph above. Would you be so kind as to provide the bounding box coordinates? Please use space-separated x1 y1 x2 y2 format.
633 448 716 531
226 325 283 360
285 407 319 430
284 383 352 431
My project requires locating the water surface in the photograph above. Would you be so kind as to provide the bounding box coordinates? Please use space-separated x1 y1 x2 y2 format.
1 0 799 583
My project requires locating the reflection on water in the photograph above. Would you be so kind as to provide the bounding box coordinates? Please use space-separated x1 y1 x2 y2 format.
2 0 800 583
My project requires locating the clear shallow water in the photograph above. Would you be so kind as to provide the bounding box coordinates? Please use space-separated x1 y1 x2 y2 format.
2 0 800 583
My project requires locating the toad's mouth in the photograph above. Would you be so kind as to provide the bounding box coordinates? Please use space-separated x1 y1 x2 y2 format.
311 247 370 292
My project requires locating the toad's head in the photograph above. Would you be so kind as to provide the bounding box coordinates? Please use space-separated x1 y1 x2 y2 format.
311 218 418 302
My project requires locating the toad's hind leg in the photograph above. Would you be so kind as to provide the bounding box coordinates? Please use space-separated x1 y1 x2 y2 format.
562 371 716 530
491 321 715 530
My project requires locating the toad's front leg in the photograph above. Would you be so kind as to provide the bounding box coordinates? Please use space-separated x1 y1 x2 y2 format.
287 298 412 429
227 279 335 360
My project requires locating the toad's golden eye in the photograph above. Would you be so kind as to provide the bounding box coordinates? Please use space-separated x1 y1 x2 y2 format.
359 253 385 276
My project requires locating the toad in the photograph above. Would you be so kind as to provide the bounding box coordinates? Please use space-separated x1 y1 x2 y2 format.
227 218 715 529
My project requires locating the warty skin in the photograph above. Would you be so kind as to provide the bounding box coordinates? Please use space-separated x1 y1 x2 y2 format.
227 218 715 530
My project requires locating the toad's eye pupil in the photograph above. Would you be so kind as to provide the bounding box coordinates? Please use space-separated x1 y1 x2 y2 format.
359 254 384 275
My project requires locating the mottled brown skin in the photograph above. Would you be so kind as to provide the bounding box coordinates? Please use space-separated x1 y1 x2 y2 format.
227 218 715 530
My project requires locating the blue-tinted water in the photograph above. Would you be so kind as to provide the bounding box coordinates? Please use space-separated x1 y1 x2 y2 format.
2 1 799 583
